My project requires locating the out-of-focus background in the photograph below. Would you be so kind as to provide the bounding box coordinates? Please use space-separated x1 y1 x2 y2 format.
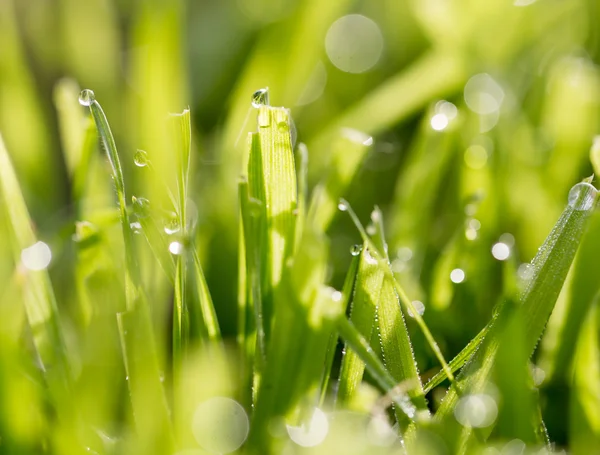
1 0 600 448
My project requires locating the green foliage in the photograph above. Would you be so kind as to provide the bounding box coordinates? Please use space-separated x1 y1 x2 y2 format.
2 1 600 454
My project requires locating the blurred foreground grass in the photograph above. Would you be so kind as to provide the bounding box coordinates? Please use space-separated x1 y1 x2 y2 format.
1 0 600 453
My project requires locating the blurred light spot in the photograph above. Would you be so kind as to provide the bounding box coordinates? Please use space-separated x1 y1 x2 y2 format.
491 243 511 261
499 233 515 247
341 127 373 146
331 290 343 302
435 100 458 120
408 300 425 318
286 408 329 447
396 247 413 262
192 397 249 453
468 219 482 230
130 221 142 235
464 73 505 115
297 61 328 106
514 0 537 6
454 394 498 428
531 365 546 386
366 224 376 236
21 241 52 271
450 268 465 283
465 228 478 241
325 15 384 73
517 263 534 281
366 415 397 447
337 200 348 211
502 439 526 455
391 259 406 273
479 109 500 133
430 113 449 131
169 242 184 255
464 145 488 169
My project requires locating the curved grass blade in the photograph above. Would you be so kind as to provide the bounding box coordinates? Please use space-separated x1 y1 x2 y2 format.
434 180 599 450
569 300 600 454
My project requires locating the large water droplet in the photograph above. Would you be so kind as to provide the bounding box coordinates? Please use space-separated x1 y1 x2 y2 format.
134 149 149 167
251 88 270 108
338 200 348 211
79 89 96 107
408 300 425 318
164 213 180 235
132 196 150 218
567 182 598 211
350 244 362 256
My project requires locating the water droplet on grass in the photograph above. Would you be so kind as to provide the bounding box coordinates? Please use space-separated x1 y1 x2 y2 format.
164 214 180 235
79 89 95 106
130 221 142 234
350 244 362 256
134 149 149 167
277 120 289 132
408 301 425 318
337 200 348 211
567 182 598 211
251 88 270 108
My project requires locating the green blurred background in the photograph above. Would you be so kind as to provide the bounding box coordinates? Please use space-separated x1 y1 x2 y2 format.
1 0 600 448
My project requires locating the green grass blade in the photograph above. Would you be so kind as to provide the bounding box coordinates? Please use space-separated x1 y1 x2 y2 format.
337 245 384 405
569 300 600 454
435 180 599 445
82 90 140 304
0 133 69 378
319 253 359 406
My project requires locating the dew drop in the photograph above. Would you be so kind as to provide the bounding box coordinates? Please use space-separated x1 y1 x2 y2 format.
78 89 96 107
164 214 180 235
251 88 270 108
337 200 348 211
408 300 425 318
132 196 150 218
517 263 534 281
130 221 142 235
134 149 149 167
350 244 362 256
277 120 289 132
567 182 598 211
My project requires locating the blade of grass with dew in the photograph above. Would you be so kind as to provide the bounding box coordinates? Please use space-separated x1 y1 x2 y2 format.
492 302 538 445
0 133 83 450
434 180 600 450
307 128 372 233
337 245 384 406
339 198 455 389
539 210 600 383
319 252 360 406
82 90 173 449
368 206 429 425
569 300 600 454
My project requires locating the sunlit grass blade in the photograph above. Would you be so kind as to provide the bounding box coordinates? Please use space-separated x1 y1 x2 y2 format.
369 206 429 427
307 129 372 232
569 300 600 454
0 133 69 379
191 249 221 342
337 245 384 405
319 252 359 406
435 180 599 448
339 198 455 386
